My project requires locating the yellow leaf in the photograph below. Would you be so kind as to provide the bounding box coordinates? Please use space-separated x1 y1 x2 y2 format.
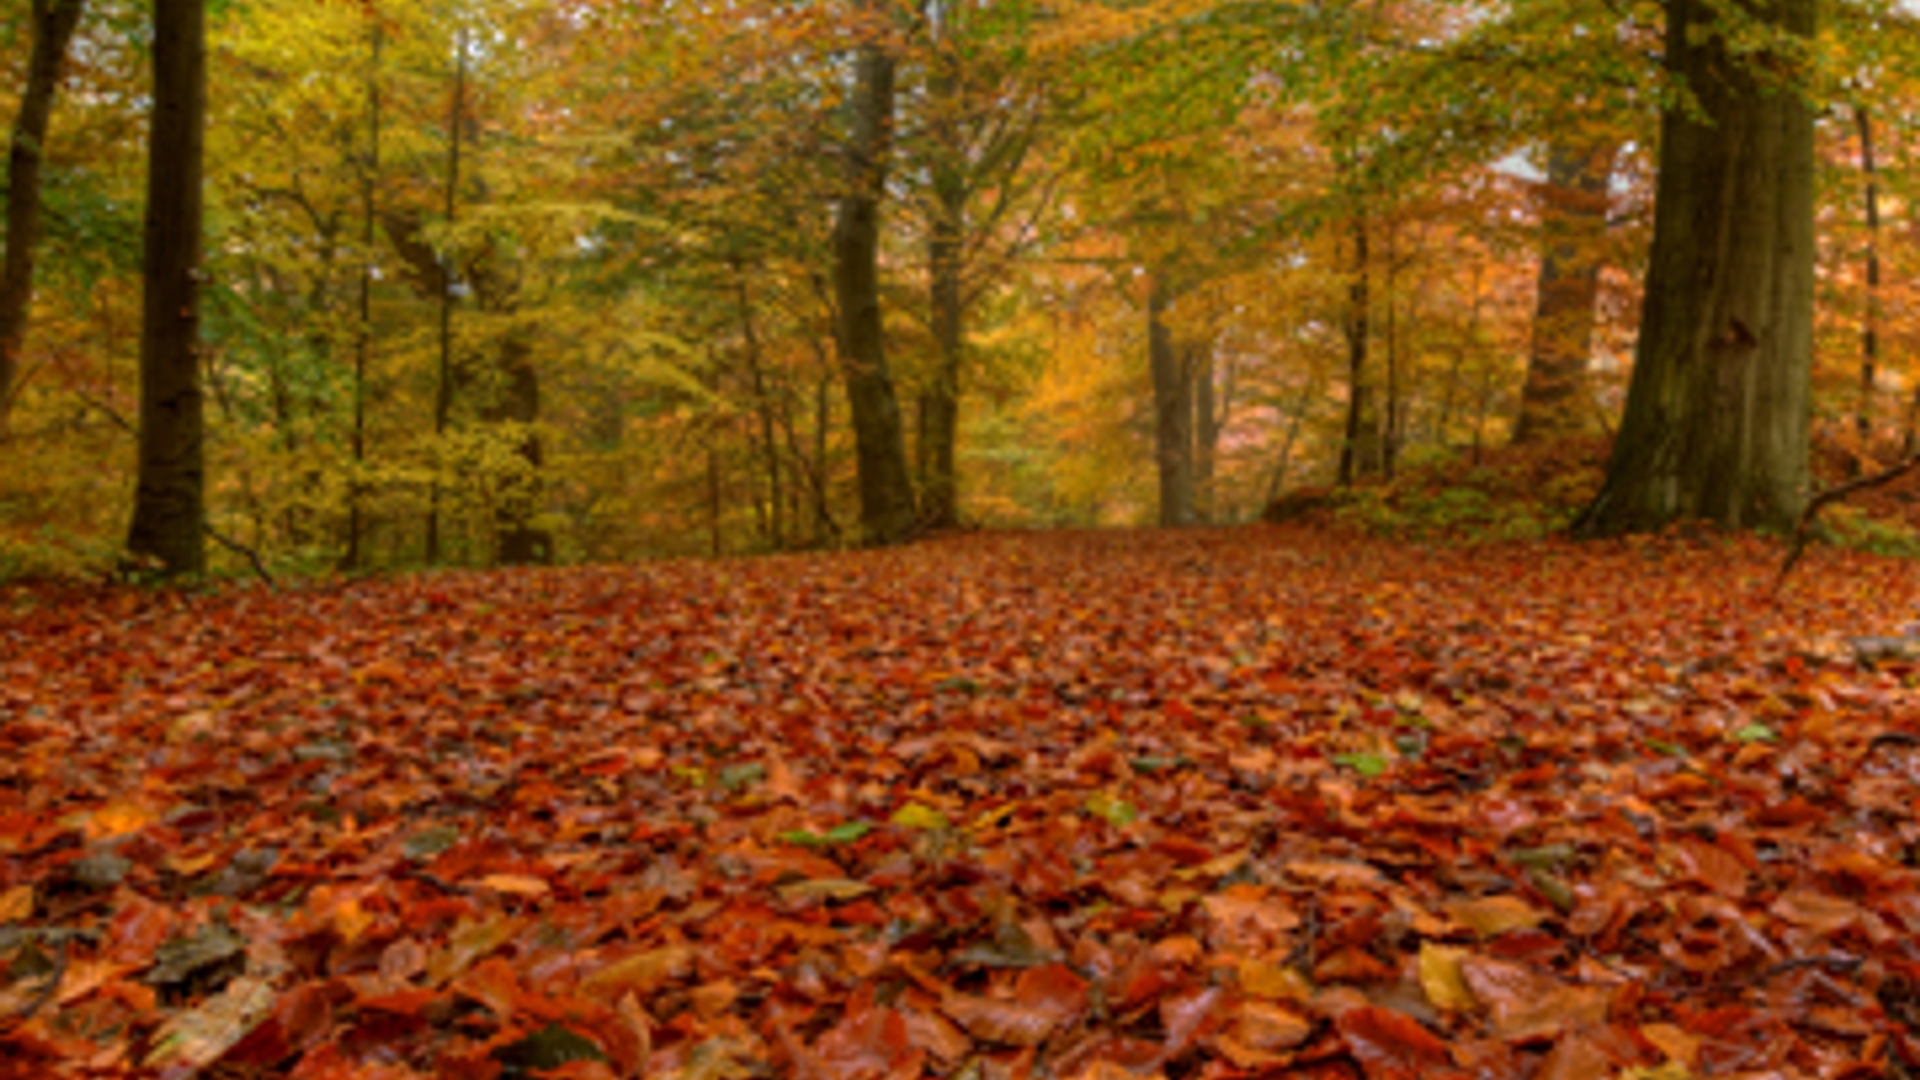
1237 958 1313 1002
479 874 551 898
583 945 695 997
1418 942 1475 1011
1446 894 1546 938
1639 1023 1702 1069
86 801 154 842
891 803 951 830
776 878 874 902
0 884 33 923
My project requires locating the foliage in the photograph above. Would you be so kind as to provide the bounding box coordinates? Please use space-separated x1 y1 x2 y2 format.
1325 438 1608 542
5 529 1920 1074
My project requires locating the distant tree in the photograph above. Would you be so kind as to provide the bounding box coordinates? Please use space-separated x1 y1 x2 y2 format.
0 0 88 433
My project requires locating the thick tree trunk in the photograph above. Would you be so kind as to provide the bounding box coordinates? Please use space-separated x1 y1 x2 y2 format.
1576 0 1813 536
127 0 208 576
484 338 550 566
1 0 87 433
1149 277 1195 526
1514 139 1614 443
832 30 916 545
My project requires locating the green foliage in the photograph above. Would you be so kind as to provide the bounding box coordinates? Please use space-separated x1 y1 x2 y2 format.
1817 504 1920 558
1329 441 1606 543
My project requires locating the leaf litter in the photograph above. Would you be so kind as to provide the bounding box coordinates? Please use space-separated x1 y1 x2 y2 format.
2 526 1919 1078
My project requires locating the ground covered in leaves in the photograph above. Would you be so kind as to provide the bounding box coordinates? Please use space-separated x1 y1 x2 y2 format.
3 526 1920 1080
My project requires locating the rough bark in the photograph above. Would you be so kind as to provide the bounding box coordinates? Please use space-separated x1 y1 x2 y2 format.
1149 278 1195 527
831 27 916 545
0 0 87 433
1576 0 1813 536
126 0 208 576
1514 139 1614 443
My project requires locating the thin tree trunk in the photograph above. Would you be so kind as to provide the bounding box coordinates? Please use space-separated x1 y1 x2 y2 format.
0 0 87 434
732 270 783 549
1854 103 1880 453
427 28 468 564
1577 0 1813 536
127 0 207 575
1337 216 1370 487
1192 344 1218 523
1515 139 1614 443
1148 276 1195 526
344 18 382 570
832 14 916 545
922 19 966 530
1262 378 1316 506
1382 220 1400 479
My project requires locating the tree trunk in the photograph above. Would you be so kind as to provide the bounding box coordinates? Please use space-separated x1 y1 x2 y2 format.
343 17 381 570
1576 0 1813 536
922 152 966 531
1337 217 1371 486
127 0 207 576
1514 139 1614 443
831 27 916 545
1854 104 1880 452
426 29 469 564
0 0 87 433
1149 277 1195 526
484 337 550 566
1192 344 1219 523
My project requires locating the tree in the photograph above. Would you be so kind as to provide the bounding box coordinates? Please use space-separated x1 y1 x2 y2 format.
1513 138 1614 443
127 0 208 575
1576 0 1814 536
0 0 87 433
833 4 917 545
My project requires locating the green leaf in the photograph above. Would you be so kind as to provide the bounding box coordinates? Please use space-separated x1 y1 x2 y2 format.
1732 723 1777 744
1333 752 1390 778
780 822 871 847
1085 791 1138 826
890 803 951 830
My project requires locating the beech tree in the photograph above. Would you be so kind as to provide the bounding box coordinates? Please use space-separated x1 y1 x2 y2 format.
833 2 917 545
127 0 208 575
0 0 87 433
1577 0 1815 535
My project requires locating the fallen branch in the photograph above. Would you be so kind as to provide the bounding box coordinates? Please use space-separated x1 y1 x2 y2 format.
205 524 276 589
1774 450 1920 593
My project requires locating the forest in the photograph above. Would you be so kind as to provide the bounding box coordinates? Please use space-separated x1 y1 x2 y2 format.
5 0 1920 1078
0 0 1911 572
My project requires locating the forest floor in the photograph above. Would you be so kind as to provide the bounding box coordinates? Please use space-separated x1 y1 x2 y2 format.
2 525 1920 1079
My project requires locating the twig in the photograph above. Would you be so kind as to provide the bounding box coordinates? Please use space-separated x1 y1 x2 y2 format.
204 524 276 589
1774 451 1920 593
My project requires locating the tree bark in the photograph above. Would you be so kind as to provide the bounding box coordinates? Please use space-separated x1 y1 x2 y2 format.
343 16 382 571
1854 104 1880 451
1576 0 1813 536
1337 217 1371 486
0 0 87 433
1514 139 1614 443
831 23 916 545
1149 276 1195 526
483 336 550 565
426 29 469 564
127 0 208 576
1192 344 1220 523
